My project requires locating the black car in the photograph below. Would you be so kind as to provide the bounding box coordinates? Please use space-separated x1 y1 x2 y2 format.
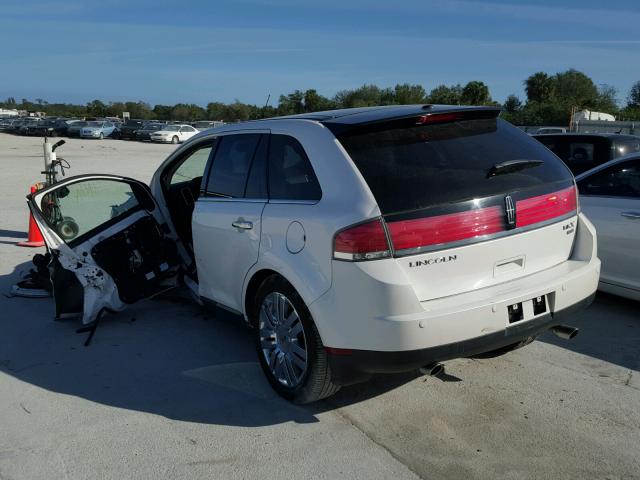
17 118 43 135
135 122 165 141
118 119 145 140
533 133 640 175
28 119 72 137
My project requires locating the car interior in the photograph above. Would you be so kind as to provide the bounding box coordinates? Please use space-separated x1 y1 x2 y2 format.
160 141 216 253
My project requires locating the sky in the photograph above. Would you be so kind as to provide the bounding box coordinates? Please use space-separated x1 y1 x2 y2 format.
1 0 639 107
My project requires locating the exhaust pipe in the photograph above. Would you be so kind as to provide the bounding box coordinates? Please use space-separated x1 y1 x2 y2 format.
551 325 579 340
419 362 444 377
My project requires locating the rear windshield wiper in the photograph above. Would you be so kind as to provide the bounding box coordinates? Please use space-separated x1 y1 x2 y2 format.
487 159 544 178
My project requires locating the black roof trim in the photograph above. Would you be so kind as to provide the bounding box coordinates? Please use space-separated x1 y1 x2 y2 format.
269 104 500 125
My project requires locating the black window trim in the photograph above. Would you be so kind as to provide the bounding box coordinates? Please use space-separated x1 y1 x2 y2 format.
200 130 271 202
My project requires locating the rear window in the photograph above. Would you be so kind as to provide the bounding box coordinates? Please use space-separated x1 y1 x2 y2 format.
337 116 573 214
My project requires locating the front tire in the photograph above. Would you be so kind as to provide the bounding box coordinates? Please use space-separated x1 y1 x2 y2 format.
254 275 340 404
99 132 104 140
171 135 179 144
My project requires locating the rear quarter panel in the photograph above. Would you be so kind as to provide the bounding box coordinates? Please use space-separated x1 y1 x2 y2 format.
244 120 380 311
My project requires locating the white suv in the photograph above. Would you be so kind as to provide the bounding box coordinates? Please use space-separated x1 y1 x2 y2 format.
29 105 600 403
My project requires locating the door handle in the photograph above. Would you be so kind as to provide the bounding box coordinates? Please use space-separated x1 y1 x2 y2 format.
621 211 640 220
232 220 253 230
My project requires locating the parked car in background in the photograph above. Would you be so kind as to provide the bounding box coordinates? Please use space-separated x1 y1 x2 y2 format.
535 127 567 135
0 118 20 131
119 119 145 140
576 154 640 301
17 118 42 135
67 121 88 137
80 121 119 139
27 105 599 403
6 118 25 134
533 133 640 175
28 119 72 137
135 122 165 141
150 124 199 143
193 120 225 131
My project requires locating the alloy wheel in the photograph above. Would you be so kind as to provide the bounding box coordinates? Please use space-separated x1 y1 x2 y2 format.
259 292 308 388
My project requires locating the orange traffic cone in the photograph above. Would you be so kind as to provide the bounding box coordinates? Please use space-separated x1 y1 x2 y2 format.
17 185 45 248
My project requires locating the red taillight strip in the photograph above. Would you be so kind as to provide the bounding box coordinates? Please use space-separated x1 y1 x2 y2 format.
334 187 577 260
515 186 577 228
387 206 504 250
333 218 391 261
386 186 577 253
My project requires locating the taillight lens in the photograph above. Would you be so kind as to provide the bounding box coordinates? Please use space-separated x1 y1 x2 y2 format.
333 218 391 261
516 185 577 228
387 206 504 251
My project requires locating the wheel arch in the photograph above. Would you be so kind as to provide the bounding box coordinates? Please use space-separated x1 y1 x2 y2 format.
243 267 319 327
243 268 280 327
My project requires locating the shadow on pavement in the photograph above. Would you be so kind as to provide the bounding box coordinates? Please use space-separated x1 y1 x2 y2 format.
538 292 639 371
0 260 414 427
0 229 27 238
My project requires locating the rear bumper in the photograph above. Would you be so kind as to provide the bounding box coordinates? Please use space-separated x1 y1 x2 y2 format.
328 293 594 385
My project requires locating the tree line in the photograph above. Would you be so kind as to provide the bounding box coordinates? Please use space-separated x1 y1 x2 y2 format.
3 69 640 125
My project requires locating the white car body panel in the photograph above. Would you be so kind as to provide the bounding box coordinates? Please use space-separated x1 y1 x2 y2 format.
394 216 578 302
193 198 266 311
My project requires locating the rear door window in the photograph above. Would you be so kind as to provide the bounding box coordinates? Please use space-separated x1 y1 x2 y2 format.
268 135 321 201
336 117 573 215
205 134 261 198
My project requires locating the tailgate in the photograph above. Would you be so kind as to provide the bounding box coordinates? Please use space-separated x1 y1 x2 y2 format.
394 215 577 301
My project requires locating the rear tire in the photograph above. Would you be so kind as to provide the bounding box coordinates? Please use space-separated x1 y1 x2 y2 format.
171 135 179 144
254 275 340 404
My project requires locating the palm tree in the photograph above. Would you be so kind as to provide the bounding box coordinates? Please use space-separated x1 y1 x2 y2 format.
525 72 554 103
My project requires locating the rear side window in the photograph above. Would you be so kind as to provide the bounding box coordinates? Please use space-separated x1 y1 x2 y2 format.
205 134 261 198
268 135 321 201
578 160 640 198
613 139 640 158
337 117 573 215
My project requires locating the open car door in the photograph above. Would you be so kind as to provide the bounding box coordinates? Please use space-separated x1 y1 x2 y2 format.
27 174 188 325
